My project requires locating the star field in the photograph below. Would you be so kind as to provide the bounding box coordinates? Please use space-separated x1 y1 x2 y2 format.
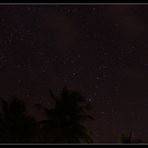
0 5 148 142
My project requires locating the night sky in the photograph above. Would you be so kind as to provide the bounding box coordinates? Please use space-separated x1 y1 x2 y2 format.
0 4 148 143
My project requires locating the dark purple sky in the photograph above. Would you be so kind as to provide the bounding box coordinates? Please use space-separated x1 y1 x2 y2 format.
0 4 148 143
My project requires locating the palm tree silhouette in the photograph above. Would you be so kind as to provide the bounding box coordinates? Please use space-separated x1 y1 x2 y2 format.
119 132 132 143
36 87 94 143
119 131 143 143
0 97 38 143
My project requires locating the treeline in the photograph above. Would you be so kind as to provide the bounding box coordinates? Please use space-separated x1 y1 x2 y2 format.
0 87 94 143
0 87 143 143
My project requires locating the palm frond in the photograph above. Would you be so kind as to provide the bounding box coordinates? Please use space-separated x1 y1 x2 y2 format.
39 87 94 143
49 89 59 104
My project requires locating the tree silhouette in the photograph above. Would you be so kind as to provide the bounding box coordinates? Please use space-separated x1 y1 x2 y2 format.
119 131 143 143
0 97 38 143
35 87 94 143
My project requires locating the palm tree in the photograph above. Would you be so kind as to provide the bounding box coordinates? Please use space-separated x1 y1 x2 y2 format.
119 132 132 143
119 131 143 143
0 97 38 143
35 87 94 143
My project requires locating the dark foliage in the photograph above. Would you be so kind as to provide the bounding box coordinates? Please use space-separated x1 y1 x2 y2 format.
119 131 143 143
36 87 94 143
0 87 94 143
0 97 38 143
